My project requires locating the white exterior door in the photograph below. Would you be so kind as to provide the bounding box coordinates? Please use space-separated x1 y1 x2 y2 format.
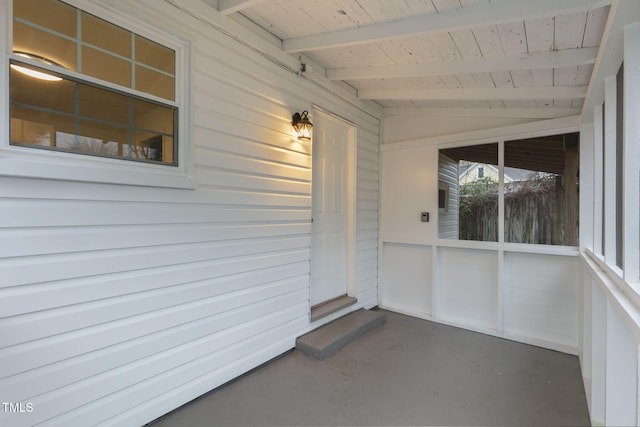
310 110 354 306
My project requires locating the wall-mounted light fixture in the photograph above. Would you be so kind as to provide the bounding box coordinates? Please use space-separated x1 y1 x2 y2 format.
10 51 63 81
292 110 313 141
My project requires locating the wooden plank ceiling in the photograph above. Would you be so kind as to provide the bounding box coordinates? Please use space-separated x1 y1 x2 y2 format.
215 0 611 119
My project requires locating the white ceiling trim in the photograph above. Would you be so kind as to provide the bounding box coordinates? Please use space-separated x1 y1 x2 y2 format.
217 0 268 15
327 47 598 80
382 116 582 152
384 107 581 119
359 86 588 101
282 0 611 53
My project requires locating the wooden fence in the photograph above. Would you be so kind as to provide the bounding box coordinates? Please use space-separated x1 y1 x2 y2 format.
459 176 576 245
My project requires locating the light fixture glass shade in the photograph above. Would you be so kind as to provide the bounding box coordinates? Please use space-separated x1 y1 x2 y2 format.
11 51 63 81
292 110 313 141
10 63 62 81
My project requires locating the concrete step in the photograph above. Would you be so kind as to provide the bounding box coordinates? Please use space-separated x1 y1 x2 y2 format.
296 309 385 360
310 295 357 322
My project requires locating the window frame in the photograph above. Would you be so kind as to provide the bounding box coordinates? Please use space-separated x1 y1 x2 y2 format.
0 0 194 189
436 124 581 250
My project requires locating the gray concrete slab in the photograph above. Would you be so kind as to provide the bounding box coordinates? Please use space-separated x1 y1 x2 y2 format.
150 310 590 426
297 309 385 359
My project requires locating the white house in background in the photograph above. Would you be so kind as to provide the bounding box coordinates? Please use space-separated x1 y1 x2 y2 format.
458 162 532 185
459 162 500 185
1 1 639 426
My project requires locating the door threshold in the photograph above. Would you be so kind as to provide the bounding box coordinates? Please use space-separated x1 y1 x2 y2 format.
311 295 357 322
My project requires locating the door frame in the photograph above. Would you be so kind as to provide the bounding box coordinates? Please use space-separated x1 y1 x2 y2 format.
311 105 357 304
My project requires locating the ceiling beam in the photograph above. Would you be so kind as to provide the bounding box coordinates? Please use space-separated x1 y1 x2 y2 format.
327 47 598 81
384 107 582 119
283 0 611 53
218 0 268 15
359 86 588 101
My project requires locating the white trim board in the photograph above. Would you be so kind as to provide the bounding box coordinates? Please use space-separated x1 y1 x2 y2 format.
382 115 581 152
360 86 588 101
384 107 581 120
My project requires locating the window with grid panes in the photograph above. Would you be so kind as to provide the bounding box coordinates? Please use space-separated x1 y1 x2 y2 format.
9 0 178 165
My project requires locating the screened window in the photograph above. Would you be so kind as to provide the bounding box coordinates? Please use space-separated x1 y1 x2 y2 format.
504 134 579 246
438 143 499 242
9 0 178 165
616 64 624 268
601 103 606 255
438 135 579 246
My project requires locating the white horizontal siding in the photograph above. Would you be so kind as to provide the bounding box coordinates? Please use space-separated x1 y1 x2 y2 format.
0 0 381 426
354 119 380 307
437 152 459 239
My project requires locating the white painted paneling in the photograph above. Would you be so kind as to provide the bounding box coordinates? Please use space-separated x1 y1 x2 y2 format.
438 247 499 331
380 146 436 243
581 252 640 427
581 270 593 412
590 280 607 425
381 243 433 316
503 252 579 347
0 0 381 425
605 302 638 427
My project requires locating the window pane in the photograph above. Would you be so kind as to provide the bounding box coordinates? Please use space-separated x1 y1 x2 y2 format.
13 21 77 71
82 12 132 58
135 35 175 74
439 143 499 242
11 64 75 113
135 66 174 100
11 116 56 147
13 0 77 38
10 0 178 167
132 99 174 135
160 137 175 164
11 107 75 149
10 63 176 166
79 85 129 125
131 132 170 163
82 46 132 88
77 121 127 156
504 134 579 246
14 0 176 99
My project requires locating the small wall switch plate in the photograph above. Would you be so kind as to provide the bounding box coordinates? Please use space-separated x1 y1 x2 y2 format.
420 212 430 222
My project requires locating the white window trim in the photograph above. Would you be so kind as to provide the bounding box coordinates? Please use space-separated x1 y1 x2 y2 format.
0 0 195 189
623 22 640 284
603 75 618 268
592 104 604 257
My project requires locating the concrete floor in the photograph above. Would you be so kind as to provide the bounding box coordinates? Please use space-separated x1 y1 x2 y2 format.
151 310 590 426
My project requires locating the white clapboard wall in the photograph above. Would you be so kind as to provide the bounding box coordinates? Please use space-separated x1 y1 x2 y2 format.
0 1 381 425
